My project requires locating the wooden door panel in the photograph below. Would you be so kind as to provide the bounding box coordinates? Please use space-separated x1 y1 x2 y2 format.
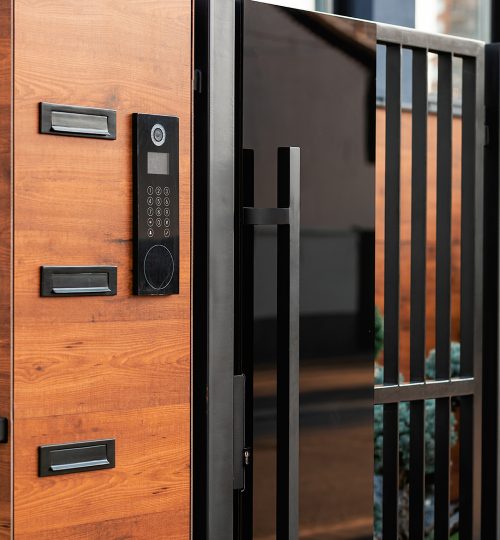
13 320 189 418
15 405 189 536
15 512 189 540
8 0 192 537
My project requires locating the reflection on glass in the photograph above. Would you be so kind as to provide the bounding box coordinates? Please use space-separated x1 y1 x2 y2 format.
253 226 278 538
242 2 376 538
416 0 490 41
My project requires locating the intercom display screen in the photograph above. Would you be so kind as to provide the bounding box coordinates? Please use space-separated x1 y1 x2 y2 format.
147 152 169 175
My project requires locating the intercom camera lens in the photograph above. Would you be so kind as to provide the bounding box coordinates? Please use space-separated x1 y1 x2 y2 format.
151 123 166 146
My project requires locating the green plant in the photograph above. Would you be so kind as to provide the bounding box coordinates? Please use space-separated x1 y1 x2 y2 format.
425 342 461 379
374 389 458 476
373 307 460 538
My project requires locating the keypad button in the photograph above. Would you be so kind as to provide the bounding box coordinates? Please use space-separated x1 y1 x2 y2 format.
147 186 153 195
147 207 154 216
164 187 170 196
147 196 153 206
155 207 162 216
164 229 170 238
164 218 170 227
164 208 170 217
155 197 162 206
155 187 162 195
156 218 162 227
147 217 154 227
164 197 170 206
147 229 154 238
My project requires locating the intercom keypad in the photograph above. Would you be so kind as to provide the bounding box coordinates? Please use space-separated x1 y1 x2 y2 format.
133 113 179 295
145 185 172 239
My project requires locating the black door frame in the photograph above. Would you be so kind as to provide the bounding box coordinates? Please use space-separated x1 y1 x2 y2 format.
482 42 500 537
193 0 236 539
484 2 500 524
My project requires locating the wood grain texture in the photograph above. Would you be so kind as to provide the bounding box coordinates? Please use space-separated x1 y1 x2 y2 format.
0 1 11 537
15 405 189 536
375 108 462 379
12 0 191 537
15 511 189 540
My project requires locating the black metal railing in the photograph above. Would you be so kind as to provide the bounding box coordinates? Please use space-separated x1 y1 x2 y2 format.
375 23 484 539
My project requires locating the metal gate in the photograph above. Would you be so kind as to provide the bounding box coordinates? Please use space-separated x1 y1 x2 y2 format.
195 3 490 538
374 24 484 539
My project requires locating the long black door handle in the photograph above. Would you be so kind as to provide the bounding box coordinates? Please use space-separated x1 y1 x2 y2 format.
242 147 300 540
276 147 300 540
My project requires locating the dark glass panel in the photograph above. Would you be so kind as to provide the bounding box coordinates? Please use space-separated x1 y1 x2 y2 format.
241 3 376 538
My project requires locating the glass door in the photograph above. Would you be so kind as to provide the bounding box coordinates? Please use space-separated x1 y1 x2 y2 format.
235 2 376 539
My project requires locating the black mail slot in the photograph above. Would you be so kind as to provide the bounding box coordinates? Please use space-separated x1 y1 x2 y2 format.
0 417 7 444
40 266 117 296
39 439 115 477
39 102 117 139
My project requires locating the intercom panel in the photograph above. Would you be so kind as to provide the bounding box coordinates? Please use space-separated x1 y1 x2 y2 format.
133 113 179 295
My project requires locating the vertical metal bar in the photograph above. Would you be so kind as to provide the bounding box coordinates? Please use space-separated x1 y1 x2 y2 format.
193 1 210 537
384 43 401 386
410 50 428 383
482 43 498 539
435 397 451 538
276 147 300 540
460 394 474 540
472 49 484 540
461 57 476 380
239 149 254 540
434 52 452 539
459 55 477 540
234 5 249 536
409 400 425 539
435 52 452 381
207 0 235 537
383 43 401 540
409 49 428 539
383 402 399 539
